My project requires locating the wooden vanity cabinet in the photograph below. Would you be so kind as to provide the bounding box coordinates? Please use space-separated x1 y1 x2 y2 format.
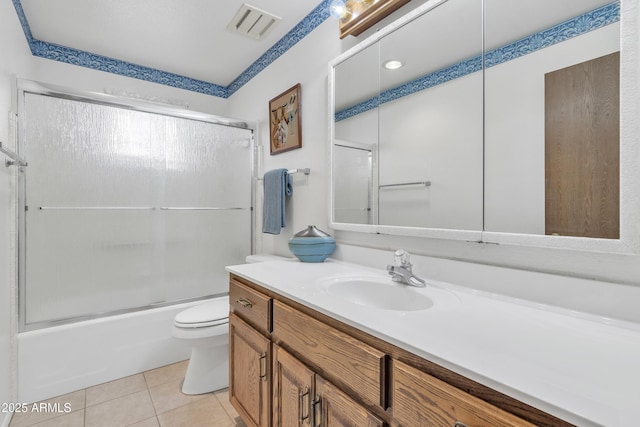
228 274 572 427
229 277 273 427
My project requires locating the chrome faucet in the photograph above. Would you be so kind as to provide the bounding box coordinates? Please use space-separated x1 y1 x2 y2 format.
387 249 426 287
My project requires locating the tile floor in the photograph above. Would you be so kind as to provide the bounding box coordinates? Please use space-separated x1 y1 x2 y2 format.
9 360 246 427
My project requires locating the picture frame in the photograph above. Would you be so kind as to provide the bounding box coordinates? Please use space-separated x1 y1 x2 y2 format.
269 83 302 155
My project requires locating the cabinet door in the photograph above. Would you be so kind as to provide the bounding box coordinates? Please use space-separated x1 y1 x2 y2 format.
273 345 315 427
229 313 270 427
315 376 385 427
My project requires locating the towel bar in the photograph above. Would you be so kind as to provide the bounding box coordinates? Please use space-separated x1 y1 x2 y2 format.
257 168 310 180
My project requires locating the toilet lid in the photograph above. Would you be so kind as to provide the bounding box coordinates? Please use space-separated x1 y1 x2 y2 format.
174 297 229 328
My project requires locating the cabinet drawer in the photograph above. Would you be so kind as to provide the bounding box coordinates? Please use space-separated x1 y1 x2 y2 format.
393 360 535 427
272 300 386 409
230 278 272 334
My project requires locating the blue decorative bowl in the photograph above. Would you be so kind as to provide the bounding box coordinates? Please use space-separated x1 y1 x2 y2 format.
288 226 336 263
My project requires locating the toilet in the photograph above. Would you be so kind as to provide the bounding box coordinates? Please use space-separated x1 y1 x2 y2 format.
172 297 229 395
172 253 287 394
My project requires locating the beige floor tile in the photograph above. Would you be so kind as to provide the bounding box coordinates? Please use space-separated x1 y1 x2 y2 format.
85 389 155 427
30 410 84 427
157 395 234 427
213 389 239 420
143 361 189 389
148 379 208 415
86 374 147 407
9 390 85 427
128 417 160 427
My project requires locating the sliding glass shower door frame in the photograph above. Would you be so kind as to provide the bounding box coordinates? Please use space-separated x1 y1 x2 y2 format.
15 79 257 331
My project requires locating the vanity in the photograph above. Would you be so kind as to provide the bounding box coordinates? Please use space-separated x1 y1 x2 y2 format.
226 258 640 427
225 0 640 424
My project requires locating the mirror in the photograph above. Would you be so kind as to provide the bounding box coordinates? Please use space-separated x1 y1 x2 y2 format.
334 42 379 225
484 0 620 239
334 0 483 231
331 0 626 248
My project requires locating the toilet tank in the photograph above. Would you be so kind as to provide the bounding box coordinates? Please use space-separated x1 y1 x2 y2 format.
245 254 289 263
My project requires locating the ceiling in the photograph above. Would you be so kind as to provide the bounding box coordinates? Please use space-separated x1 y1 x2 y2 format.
16 0 328 96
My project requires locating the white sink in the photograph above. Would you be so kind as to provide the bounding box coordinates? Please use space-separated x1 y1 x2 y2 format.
321 277 433 311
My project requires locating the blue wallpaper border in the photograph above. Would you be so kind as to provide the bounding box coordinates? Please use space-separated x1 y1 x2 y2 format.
12 0 332 99
336 1 620 122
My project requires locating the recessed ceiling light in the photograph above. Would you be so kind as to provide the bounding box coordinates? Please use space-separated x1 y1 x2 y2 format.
383 59 405 70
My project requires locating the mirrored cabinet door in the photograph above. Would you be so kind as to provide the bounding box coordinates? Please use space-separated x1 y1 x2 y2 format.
332 0 483 231
334 42 380 225
377 0 482 230
483 0 620 239
330 0 630 251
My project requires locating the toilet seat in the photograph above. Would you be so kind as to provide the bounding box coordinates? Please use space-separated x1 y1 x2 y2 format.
174 297 229 329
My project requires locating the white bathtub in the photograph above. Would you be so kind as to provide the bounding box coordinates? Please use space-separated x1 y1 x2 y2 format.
18 299 217 404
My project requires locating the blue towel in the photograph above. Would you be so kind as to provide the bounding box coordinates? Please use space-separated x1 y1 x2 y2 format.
262 169 293 234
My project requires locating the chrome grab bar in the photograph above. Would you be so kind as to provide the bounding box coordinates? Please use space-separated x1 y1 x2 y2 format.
159 207 246 210
38 206 156 210
379 181 431 188
37 206 248 211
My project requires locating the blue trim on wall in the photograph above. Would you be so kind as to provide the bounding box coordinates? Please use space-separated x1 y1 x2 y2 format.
336 1 620 122
12 0 332 99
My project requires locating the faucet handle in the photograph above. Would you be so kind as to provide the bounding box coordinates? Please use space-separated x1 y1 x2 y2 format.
394 249 411 267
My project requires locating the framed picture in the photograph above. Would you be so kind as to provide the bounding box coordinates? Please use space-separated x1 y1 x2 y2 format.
269 83 301 155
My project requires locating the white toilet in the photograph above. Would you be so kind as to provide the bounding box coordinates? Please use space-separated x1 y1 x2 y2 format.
173 253 287 394
172 297 229 394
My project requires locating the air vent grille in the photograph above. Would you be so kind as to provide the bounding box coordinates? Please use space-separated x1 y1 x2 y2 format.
227 4 281 40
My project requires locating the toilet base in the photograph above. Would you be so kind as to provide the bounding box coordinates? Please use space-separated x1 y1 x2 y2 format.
182 342 229 395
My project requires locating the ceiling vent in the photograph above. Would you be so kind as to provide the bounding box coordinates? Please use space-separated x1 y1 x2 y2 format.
227 4 281 40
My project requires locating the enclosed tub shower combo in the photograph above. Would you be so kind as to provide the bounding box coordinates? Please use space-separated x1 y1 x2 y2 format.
14 80 254 402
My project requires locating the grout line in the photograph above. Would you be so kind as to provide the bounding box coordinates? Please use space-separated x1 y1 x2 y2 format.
214 393 235 421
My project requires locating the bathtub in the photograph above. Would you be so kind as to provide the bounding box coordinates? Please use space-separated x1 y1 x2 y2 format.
17 299 217 404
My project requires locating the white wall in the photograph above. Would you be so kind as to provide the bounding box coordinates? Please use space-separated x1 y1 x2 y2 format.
227 18 349 255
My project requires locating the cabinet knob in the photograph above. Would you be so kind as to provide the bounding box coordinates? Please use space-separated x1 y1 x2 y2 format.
236 298 253 308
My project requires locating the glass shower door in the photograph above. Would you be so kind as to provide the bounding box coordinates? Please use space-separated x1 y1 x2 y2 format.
20 91 252 328
161 116 252 302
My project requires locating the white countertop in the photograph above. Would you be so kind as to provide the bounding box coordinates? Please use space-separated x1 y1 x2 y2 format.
226 258 640 427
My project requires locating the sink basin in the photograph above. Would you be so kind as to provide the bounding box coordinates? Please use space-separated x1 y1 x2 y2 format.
323 277 433 311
